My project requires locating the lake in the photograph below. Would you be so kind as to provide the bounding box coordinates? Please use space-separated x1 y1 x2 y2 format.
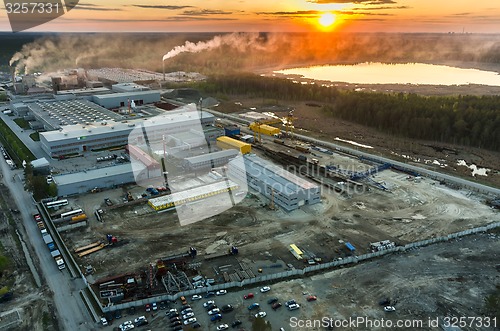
273 62 500 86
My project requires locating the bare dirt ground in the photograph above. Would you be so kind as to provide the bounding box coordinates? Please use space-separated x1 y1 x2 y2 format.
265 232 500 331
0 183 58 331
63 157 498 289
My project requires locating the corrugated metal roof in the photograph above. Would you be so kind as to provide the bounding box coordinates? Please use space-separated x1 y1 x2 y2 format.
53 164 138 186
184 149 239 165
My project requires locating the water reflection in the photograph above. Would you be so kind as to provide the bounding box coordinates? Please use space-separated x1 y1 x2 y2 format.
274 62 500 86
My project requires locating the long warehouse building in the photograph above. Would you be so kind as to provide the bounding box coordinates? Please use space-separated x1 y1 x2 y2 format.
228 154 321 211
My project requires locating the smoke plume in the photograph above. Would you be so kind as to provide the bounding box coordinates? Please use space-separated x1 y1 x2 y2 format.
162 33 268 62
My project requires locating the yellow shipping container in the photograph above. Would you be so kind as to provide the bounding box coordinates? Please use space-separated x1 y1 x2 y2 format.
216 136 251 154
249 123 280 136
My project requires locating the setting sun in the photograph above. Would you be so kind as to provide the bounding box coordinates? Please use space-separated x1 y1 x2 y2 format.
319 13 336 27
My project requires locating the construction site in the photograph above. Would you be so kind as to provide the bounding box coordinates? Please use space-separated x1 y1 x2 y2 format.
42 104 499 311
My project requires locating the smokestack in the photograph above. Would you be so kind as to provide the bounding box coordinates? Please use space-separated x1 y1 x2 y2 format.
10 66 15 88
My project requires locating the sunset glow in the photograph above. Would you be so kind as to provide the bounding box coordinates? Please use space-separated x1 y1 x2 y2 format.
1 0 500 33
319 13 336 28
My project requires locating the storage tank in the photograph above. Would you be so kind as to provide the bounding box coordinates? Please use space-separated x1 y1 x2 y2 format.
71 214 88 222
249 123 280 136
216 136 251 154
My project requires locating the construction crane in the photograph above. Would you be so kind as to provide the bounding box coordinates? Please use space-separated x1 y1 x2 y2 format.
249 117 282 143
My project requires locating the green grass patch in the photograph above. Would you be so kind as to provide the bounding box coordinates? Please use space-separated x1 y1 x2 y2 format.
13 118 30 129
0 118 35 166
29 132 40 141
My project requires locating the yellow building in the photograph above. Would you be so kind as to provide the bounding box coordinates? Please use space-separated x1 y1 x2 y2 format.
216 136 251 154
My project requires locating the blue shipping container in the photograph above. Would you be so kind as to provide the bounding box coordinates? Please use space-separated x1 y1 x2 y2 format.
224 126 240 137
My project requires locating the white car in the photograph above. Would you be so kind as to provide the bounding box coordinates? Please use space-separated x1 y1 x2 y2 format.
192 294 202 300
217 324 229 330
384 306 396 312
260 286 271 293
255 311 267 318
216 290 227 296
182 312 195 319
203 300 215 308
120 324 135 331
208 308 220 315
120 321 133 328
100 317 108 326
184 317 197 325
287 303 300 311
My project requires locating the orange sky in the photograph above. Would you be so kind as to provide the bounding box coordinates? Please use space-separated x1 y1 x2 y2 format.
1 0 500 33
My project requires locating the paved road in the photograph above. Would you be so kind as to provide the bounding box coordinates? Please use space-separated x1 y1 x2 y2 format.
0 155 94 331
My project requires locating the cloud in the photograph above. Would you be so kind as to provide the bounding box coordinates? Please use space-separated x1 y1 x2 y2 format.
73 3 122 11
257 9 392 17
352 6 409 10
181 9 233 16
132 5 194 10
307 0 396 4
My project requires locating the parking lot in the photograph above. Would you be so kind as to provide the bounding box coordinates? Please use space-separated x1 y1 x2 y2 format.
99 282 317 331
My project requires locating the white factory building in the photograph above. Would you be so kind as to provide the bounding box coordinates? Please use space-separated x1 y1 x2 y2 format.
39 107 217 158
228 154 321 211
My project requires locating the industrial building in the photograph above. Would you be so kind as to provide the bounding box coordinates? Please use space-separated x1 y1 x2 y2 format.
216 136 251 155
92 90 160 109
54 164 140 196
111 83 150 93
28 99 124 131
228 154 321 211
182 149 239 171
148 180 239 211
40 108 216 158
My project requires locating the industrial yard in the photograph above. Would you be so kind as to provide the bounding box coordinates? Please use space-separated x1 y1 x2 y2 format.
0 60 499 331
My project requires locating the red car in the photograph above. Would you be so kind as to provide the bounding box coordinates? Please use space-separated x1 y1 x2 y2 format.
34 214 42 222
243 293 254 300
306 295 317 302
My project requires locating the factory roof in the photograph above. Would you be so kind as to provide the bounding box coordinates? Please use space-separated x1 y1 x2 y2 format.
184 149 239 165
235 154 319 192
53 163 137 186
28 99 123 130
92 90 160 101
40 107 215 143
148 180 239 208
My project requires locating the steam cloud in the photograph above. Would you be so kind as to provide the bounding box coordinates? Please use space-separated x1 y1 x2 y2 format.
8 32 500 78
162 33 268 62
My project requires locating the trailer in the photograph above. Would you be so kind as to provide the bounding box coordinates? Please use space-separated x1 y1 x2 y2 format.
43 234 54 250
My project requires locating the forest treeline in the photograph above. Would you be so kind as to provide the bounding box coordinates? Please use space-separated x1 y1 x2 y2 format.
194 74 500 151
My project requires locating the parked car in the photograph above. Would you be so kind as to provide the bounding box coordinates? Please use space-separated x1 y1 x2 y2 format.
114 309 122 319
171 321 182 327
184 317 197 325
181 305 191 311
211 314 223 322
306 295 317 302
145 304 151 312
152 302 158 311
384 306 396 312
284 300 296 307
159 301 167 309
192 294 202 300
216 290 227 296
192 322 201 329
267 298 278 304
217 324 229 330
243 293 254 300
208 308 220 315
173 326 183 331
170 317 181 322
260 286 271 293
100 317 108 326
181 308 193 315
247 303 260 310
180 296 188 305
204 300 215 308
255 311 267 318
205 292 216 298
232 320 242 328
134 316 148 326
221 304 234 313
272 302 282 310
206 304 217 311
104 198 113 206
287 303 300 311
183 312 195 320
